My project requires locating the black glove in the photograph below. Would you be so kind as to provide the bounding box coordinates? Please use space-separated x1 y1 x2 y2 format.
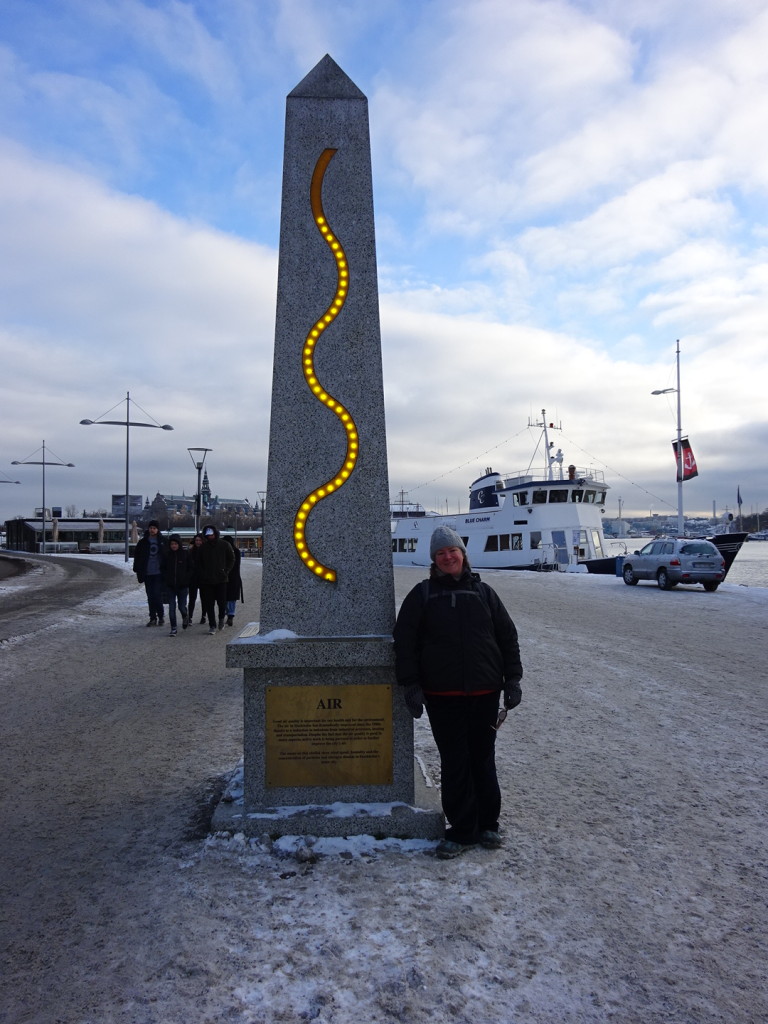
403 684 424 719
503 680 522 710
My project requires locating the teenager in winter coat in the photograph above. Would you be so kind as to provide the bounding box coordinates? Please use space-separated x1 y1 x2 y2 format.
223 535 243 627
197 524 235 634
132 520 166 627
393 525 523 860
162 534 192 636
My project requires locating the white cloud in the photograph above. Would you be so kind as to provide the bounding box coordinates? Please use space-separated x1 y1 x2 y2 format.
2 1 768 523
0 143 276 521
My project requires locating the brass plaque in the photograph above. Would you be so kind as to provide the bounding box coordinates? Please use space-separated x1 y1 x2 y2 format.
266 684 392 788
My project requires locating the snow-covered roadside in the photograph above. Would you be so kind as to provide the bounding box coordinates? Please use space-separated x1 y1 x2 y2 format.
1 558 766 1023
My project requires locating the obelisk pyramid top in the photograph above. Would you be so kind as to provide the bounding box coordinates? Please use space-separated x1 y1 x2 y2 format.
288 54 366 100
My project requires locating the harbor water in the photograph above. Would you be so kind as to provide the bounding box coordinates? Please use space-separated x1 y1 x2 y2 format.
722 539 768 587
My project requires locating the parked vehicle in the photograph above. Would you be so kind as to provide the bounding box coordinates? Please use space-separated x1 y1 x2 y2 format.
621 538 725 591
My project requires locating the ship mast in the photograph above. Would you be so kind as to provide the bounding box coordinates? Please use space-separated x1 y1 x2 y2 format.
529 408 563 481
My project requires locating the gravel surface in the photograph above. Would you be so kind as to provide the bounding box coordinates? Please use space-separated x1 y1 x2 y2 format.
0 554 765 1023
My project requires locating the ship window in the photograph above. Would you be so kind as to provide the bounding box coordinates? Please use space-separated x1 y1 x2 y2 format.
571 490 584 502
484 535 499 552
407 538 417 552
549 489 568 503
532 490 547 504
585 490 596 503
499 534 510 551
530 531 542 550
511 491 528 506
511 533 522 550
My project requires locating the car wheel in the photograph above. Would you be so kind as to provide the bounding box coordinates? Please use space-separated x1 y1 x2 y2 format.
657 568 675 590
622 564 637 586
703 582 719 592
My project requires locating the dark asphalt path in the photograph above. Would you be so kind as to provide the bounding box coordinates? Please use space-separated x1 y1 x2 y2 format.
0 552 125 644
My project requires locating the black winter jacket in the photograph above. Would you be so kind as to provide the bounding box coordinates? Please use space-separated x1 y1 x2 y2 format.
393 569 522 696
163 546 192 590
197 533 235 585
132 531 166 584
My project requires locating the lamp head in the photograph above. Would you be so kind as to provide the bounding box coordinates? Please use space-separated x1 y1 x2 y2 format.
80 419 95 425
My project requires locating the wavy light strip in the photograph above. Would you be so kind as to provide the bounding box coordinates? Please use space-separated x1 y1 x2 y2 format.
293 148 359 583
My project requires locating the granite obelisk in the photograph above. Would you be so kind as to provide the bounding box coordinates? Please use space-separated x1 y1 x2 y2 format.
259 54 393 637
226 56 442 839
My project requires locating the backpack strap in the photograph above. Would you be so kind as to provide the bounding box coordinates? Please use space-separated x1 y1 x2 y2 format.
421 577 492 614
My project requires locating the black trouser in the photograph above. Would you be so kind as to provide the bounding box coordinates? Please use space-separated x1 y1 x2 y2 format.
425 691 501 843
199 582 227 627
188 584 199 617
144 574 164 622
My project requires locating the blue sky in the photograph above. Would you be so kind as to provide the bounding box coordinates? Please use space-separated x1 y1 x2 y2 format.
2 0 767 524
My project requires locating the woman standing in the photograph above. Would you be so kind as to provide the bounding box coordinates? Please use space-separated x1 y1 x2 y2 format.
393 526 523 860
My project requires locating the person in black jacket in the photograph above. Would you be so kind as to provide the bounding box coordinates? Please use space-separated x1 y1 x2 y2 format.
223 535 243 627
163 534 192 636
132 520 166 627
198 523 235 634
393 525 523 860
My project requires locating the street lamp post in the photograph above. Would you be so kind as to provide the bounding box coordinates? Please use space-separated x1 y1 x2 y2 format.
187 448 212 535
652 338 684 537
12 441 75 554
81 392 173 562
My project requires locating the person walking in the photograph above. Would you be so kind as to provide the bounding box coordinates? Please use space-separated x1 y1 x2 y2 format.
132 520 166 627
162 534 191 636
186 533 204 624
197 524 235 635
393 526 523 860
223 535 243 627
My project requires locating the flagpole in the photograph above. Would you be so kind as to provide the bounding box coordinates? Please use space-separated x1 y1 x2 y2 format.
652 338 687 536
675 339 684 537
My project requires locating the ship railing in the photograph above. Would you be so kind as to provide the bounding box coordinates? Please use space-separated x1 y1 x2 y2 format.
502 466 605 488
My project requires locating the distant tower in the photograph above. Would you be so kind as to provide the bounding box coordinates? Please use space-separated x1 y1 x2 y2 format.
201 469 211 512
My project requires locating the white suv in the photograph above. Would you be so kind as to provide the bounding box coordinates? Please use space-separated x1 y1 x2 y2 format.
622 539 725 591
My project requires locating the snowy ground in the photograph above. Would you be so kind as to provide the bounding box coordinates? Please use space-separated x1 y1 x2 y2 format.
0 554 766 1023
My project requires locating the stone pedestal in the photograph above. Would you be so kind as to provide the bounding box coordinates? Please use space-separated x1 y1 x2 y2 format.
225 631 443 838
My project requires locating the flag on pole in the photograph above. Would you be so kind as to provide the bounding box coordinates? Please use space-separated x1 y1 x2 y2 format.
737 486 743 507
672 437 698 481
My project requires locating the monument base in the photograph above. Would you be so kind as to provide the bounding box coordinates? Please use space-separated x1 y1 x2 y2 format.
211 755 443 840
225 628 444 840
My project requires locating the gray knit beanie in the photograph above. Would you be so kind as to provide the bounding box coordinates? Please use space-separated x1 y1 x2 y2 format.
429 526 466 559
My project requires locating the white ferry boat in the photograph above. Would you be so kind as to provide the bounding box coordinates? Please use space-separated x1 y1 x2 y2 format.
391 412 615 572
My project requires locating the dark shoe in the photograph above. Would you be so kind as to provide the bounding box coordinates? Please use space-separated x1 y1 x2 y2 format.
208 627 216 635
200 614 207 624
181 612 189 629
146 618 157 627
158 618 164 626
226 615 234 627
436 840 476 860
479 830 502 849
218 617 225 631
169 628 177 637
